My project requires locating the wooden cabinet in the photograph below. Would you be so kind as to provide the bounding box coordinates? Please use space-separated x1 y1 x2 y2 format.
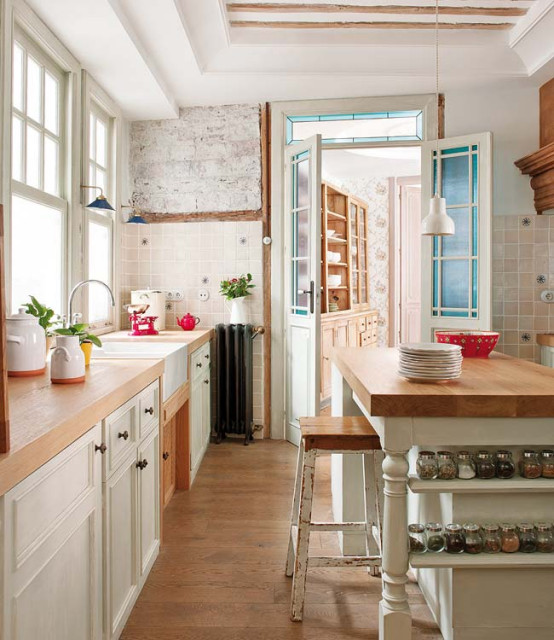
1 425 103 640
190 341 211 485
321 310 378 402
162 415 177 507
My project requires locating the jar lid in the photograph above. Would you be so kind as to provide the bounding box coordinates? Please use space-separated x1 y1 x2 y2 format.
536 523 552 532
522 449 538 457
541 450 554 458
445 523 462 532
7 307 39 324
496 450 512 459
463 523 480 532
426 522 443 532
482 523 500 532
476 450 492 459
518 523 535 532
437 450 454 458
418 451 436 459
408 523 425 533
457 451 473 460
500 524 516 532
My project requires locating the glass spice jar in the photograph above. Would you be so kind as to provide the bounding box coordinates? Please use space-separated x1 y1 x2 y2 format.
426 523 445 553
500 524 520 553
445 524 465 554
536 523 554 553
482 524 502 553
495 450 516 479
463 523 483 554
540 450 554 479
520 450 542 479
408 524 427 554
437 451 457 480
417 451 438 480
518 523 537 553
456 451 476 480
475 450 496 479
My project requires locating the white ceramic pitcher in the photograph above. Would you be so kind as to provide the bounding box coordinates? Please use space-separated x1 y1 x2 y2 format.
6 308 46 377
50 335 85 384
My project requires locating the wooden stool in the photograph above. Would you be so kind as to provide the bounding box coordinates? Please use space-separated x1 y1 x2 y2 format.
285 416 384 622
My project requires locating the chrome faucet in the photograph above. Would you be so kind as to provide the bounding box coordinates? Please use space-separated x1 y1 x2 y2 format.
66 279 116 327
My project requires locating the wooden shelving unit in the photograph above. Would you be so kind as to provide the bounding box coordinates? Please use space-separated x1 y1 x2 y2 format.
410 552 554 569
409 475 554 494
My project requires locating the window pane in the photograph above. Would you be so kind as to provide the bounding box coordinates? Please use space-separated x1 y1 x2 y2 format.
13 43 24 111
441 260 469 310
26 124 41 188
441 208 470 257
26 56 42 123
89 163 96 187
12 116 23 181
44 136 59 196
295 158 309 209
95 168 106 193
96 118 107 167
44 72 59 135
89 113 95 160
11 194 63 313
442 154 469 206
88 221 111 323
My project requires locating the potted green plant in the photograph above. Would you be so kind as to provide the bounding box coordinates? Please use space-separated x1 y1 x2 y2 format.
219 273 255 324
54 323 102 366
23 296 61 355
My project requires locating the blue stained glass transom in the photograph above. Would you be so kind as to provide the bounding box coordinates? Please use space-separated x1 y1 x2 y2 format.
286 110 423 144
431 143 479 320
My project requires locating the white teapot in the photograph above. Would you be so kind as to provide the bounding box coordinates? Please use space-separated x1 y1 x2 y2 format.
6 308 46 377
50 335 85 384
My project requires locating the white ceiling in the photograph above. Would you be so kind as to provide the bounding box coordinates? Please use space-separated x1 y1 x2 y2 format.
25 0 554 119
323 147 421 180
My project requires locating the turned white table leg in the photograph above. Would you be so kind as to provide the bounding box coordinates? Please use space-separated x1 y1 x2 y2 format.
379 448 411 640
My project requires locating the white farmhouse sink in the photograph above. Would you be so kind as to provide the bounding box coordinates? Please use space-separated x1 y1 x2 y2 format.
92 342 187 402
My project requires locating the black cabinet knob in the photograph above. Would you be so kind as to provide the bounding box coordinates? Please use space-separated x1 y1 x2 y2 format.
118 430 129 440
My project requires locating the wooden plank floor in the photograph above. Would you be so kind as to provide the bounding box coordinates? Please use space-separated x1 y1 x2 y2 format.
122 440 442 639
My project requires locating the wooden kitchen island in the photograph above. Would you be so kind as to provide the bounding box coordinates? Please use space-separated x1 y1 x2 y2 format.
330 347 554 640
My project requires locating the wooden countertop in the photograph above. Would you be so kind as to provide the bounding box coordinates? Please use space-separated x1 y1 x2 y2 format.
332 347 554 418
0 359 164 496
537 333 554 347
102 329 213 352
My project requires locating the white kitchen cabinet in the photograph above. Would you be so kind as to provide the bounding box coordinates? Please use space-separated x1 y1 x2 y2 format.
189 341 211 484
137 428 160 581
1 424 103 640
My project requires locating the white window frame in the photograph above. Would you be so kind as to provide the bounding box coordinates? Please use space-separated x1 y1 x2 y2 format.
270 95 438 439
81 71 122 333
1 0 81 318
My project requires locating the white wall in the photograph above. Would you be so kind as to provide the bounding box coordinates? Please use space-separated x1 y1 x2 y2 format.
444 82 539 216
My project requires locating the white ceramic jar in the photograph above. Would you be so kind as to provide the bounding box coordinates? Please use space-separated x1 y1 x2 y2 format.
6 308 46 377
50 335 85 384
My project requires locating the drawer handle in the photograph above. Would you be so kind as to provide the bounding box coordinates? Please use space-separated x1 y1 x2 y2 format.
118 430 129 440
95 443 107 454
204 354 209 360
144 407 154 415
204 379 209 384
136 459 148 470
163 451 169 460
196 362 202 368
323 356 330 361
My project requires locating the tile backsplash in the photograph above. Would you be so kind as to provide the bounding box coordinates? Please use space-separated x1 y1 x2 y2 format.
492 214 554 362
120 220 264 424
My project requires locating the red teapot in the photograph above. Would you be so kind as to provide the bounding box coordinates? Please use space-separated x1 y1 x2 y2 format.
177 313 200 331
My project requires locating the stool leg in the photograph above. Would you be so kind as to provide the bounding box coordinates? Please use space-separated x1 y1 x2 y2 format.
286 439 305 577
363 452 381 578
290 447 316 622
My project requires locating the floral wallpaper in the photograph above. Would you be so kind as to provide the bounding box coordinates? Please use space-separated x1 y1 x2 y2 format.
323 174 390 346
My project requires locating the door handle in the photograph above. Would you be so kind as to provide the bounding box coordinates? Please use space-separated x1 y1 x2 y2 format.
144 406 154 415
136 459 148 470
298 280 315 314
95 443 107 454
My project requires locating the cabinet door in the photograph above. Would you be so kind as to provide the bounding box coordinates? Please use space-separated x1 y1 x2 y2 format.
201 373 211 448
162 417 176 508
320 323 334 399
137 428 160 583
2 425 103 640
189 376 204 473
104 453 138 639
335 320 348 348
347 319 358 347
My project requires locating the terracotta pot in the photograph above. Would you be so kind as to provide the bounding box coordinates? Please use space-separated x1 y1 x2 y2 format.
81 341 93 366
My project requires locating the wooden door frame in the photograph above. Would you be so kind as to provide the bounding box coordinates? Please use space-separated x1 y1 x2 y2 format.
270 94 439 440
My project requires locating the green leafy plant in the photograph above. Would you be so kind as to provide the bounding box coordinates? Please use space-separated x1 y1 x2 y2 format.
54 323 102 347
23 296 61 336
219 273 255 301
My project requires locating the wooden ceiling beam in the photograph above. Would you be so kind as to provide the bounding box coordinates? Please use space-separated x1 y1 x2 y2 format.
230 20 513 28
227 3 527 17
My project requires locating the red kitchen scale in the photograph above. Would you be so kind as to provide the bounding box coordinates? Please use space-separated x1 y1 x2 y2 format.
127 304 159 336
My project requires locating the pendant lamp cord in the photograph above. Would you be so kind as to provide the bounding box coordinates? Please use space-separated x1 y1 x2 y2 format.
434 0 440 194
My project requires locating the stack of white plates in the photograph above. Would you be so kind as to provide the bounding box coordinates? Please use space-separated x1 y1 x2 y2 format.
398 343 463 382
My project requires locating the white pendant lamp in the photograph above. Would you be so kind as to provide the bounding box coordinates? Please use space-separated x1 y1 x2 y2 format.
421 0 455 237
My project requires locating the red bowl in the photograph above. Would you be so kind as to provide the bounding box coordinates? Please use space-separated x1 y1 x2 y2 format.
435 331 500 358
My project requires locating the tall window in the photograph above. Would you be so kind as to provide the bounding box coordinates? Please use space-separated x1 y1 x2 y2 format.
10 29 66 313
86 102 114 327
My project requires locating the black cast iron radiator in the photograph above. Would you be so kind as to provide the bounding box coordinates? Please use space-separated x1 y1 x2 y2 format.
215 324 261 445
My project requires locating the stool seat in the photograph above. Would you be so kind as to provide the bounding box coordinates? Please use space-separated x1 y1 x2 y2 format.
286 415 384 622
300 416 381 452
